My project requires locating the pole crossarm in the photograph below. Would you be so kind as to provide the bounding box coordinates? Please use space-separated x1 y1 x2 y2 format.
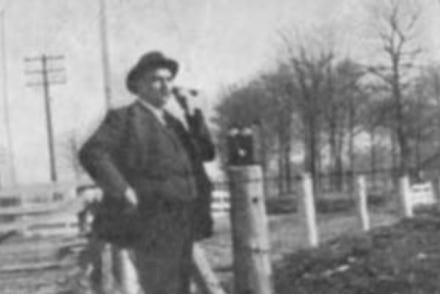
25 67 65 74
24 55 64 62
26 79 66 87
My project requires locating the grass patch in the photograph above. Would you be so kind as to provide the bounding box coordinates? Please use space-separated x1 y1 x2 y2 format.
266 193 387 215
274 206 440 294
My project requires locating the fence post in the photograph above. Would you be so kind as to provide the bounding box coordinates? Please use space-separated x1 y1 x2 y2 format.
356 176 370 231
399 175 413 218
113 247 139 294
100 243 115 293
18 191 29 236
301 173 319 247
431 177 440 201
192 243 227 294
228 165 273 294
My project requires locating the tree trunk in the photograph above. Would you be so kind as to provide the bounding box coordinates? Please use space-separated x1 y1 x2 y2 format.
304 115 319 197
415 133 421 172
335 153 343 191
392 54 409 177
253 123 270 198
370 129 377 188
284 141 292 192
391 132 399 191
348 99 356 197
335 125 345 191
348 132 355 197
278 142 286 197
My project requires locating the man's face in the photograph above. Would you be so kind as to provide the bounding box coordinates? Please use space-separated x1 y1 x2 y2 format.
136 67 174 108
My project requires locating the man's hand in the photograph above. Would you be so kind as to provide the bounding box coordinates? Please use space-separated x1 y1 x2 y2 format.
173 87 198 115
124 187 138 207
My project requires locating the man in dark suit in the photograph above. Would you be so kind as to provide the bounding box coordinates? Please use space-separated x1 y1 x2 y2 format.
79 51 215 294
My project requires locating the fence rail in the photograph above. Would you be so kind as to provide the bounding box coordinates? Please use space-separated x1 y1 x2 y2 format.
0 183 84 237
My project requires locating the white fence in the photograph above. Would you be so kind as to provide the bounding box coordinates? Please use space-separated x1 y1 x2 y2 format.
0 183 83 237
0 181 231 238
410 182 436 207
75 185 231 219
211 189 230 217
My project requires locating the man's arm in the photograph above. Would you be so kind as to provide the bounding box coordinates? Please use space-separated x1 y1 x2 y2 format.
186 109 215 161
78 110 129 200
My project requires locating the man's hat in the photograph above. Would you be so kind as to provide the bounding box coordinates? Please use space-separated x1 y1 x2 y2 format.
126 51 179 94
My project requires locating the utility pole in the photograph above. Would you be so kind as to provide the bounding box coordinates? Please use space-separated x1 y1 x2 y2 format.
1 10 16 187
99 0 112 110
25 54 65 183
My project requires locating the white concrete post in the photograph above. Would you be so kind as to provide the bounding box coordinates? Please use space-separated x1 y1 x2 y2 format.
356 176 370 231
301 173 319 247
399 175 413 218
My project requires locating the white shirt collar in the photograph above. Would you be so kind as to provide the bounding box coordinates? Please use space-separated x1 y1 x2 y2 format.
164 97 189 130
137 99 166 125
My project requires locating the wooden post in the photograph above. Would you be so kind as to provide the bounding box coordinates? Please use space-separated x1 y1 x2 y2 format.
301 173 319 247
356 176 370 231
192 243 227 294
112 247 139 294
228 165 273 294
100 243 115 293
399 175 413 218
431 177 440 202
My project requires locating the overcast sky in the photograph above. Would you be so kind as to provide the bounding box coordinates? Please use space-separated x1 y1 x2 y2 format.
0 0 439 184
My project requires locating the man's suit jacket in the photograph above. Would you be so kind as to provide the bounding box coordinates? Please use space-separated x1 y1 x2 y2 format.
79 100 215 246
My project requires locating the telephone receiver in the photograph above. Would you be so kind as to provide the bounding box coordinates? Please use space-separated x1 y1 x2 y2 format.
172 87 199 110
172 86 198 98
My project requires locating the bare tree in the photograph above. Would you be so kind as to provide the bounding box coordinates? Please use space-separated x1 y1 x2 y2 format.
213 77 302 197
58 130 85 182
280 39 333 193
362 87 394 185
368 0 423 176
322 59 365 191
408 65 440 170
278 29 373 193
260 65 298 194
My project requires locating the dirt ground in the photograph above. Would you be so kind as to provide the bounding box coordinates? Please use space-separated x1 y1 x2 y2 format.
203 209 397 268
0 235 83 294
274 206 440 294
0 209 397 294
201 209 397 292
